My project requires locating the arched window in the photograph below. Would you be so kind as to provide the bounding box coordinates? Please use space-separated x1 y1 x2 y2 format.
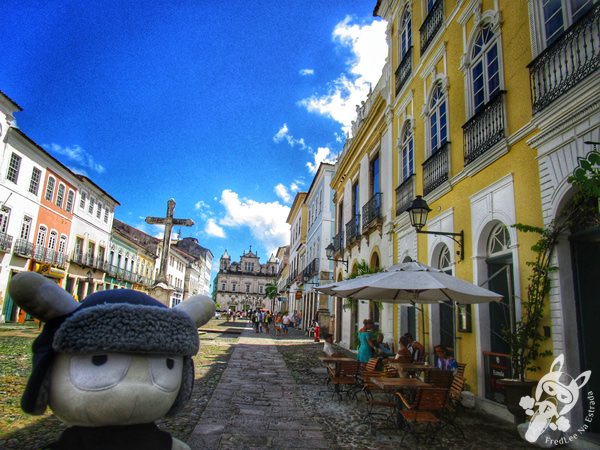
435 244 454 350
400 122 414 182
471 25 500 114
428 83 448 154
45 177 56 202
399 9 412 59
48 230 57 250
56 184 66 208
486 223 514 356
36 226 47 246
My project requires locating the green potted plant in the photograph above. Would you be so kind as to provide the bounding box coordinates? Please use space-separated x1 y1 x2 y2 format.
500 188 599 424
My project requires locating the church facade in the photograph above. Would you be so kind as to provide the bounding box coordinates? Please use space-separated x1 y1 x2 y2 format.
215 247 277 311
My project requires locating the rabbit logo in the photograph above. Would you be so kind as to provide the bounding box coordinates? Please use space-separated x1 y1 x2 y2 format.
520 354 591 443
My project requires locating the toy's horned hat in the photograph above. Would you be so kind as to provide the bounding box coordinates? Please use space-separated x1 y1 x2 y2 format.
9 272 215 415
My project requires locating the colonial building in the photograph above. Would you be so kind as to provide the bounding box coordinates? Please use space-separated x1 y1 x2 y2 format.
299 163 336 335
284 193 307 313
215 247 277 311
173 237 213 296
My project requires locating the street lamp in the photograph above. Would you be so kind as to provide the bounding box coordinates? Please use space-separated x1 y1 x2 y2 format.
325 243 349 271
407 195 465 261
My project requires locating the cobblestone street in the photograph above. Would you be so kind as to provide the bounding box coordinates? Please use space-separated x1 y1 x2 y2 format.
188 322 540 450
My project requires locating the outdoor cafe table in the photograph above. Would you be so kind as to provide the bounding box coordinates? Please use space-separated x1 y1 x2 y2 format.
370 377 431 391
387 362 440 373
318 355 357 364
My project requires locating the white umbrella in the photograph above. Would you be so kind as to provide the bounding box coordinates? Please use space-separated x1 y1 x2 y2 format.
329 261 502 305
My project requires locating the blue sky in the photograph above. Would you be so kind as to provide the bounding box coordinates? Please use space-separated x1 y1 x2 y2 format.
1 1 387 284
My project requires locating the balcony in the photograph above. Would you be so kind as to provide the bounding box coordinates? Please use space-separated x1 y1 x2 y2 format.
13 239 33 258
93 257 108 271
395 47 412 95
302 258 319 280
528 3 599 113
396 174 415 217
423 142 449 195
332 230 344 254
345 215 360 246
0 232 13 253
463 91 506 166
420 0 443 55
32 246 67 269
362 193 382 230
107 264 119 277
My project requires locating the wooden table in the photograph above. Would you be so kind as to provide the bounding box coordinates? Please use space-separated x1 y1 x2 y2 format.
371 377 431 391
388 362 440 372
318 355 356 364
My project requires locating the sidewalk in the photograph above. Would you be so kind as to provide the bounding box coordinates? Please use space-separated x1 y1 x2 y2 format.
189 324 330 449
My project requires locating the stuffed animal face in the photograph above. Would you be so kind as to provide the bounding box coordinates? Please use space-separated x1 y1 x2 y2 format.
49 353 184 426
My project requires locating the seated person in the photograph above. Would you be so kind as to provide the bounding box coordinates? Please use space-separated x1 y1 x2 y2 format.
404 332 425 362
323 333 342 357
395 336 412 363
375 334 394 357
435 345 458 373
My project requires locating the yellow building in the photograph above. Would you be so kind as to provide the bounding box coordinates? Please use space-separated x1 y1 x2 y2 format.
325 0 600 423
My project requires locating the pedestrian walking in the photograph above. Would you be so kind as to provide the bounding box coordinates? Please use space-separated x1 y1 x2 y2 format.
274 312 282 337
264 310 271 334
282 312 290 336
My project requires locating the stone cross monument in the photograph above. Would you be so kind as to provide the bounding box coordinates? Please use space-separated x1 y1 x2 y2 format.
145 199 194 305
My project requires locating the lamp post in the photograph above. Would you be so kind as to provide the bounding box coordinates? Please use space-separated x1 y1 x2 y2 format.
325 243 349 271
407 195 465 261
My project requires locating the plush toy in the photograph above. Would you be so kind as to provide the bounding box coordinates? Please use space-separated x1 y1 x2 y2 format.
9 271 215 450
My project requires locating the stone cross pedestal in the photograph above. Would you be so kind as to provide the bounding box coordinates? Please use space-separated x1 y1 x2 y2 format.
145 199 194 305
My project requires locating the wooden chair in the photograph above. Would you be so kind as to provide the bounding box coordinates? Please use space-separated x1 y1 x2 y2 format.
331 360 360 401
439 374 466 438
396 387 450 445
361 361 400 433
455 362 467 378
425 369 453 388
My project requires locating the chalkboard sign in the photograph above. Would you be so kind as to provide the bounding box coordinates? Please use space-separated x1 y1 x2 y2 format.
483 351 511 404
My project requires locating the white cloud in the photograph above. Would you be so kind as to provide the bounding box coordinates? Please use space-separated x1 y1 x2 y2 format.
299 16 387 135
306 146 337 174
194 199 213 220
290 181 302 192
205 218 226 238
218 189 290 256
272 123 307 149
44 143 106 174
274 183 291 203
299 68 315 76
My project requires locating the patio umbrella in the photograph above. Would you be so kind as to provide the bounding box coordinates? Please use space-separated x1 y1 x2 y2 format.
313 280 341 295
328 261 502 305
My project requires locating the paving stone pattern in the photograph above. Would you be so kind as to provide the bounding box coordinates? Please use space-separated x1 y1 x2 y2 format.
190 331 331 450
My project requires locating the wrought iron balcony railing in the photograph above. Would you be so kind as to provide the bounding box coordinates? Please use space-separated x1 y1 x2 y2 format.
31 246 67 268
463 91 506 166
345 215 361 246
396 174 415 217
93 257 108 271
107 264 119 277
0 232 13 253
420 0 443 55
528 3 599 113
362 193 382 229
395 47 413 95
70 251 84 265
13 239 33 258
333 229 344 254
423 142 450 195
302 258 319 280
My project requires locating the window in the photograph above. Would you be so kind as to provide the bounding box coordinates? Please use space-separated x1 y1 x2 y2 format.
48 230 58 250
65 190 74 213
400 8 412 58
428 83 448 153
6 153 21 183
80 191 87 208
59 235 67 254
74 236 84 259
435 245 454 350
221 282 226 290
98 246 105 264
542 0 593 46
96 202 102 219
20 216 32 240
400 123 414 181
29 167 42 195
56 184 66 208
370 154 380 195
36 226 47 246
45 177 56 201
246 283 250 293
471 25 500 113
352 181 360 218
88 241 95 259
0 207 10 233
232 283 237 292
88 197 95 214
104 208 109 223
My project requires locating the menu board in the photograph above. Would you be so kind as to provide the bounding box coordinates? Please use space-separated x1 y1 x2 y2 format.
483 351 511 404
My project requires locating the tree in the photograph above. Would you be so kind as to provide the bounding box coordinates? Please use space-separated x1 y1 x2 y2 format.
265 281 278 303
